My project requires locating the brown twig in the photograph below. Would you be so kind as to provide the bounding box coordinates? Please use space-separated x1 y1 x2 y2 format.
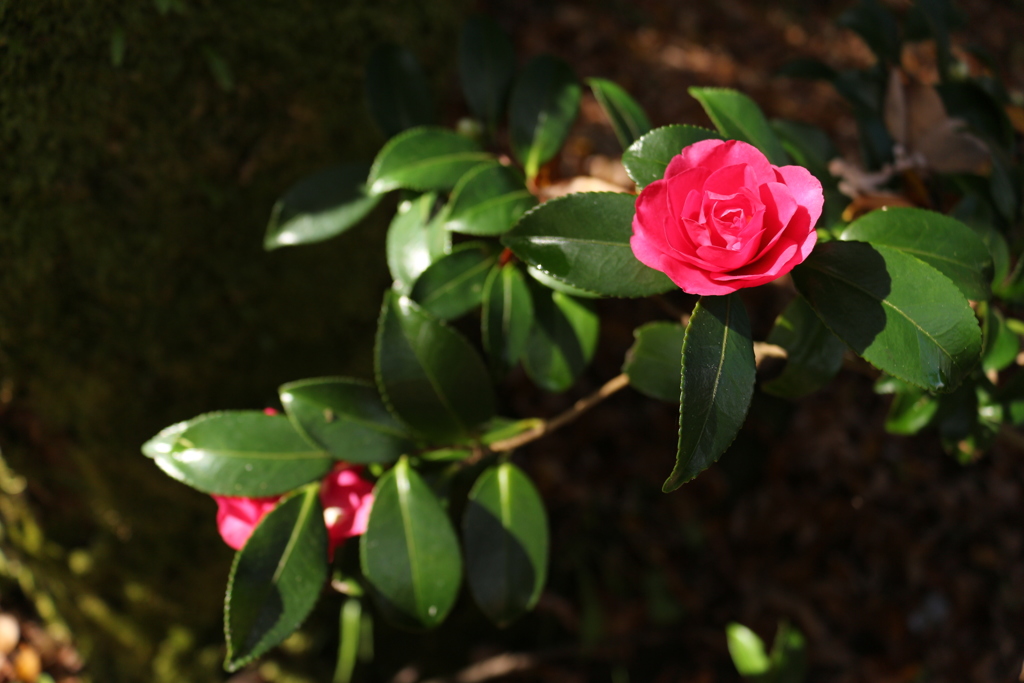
487 373 631 453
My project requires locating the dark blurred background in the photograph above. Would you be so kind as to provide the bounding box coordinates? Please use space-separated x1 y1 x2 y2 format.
3 1 1024 682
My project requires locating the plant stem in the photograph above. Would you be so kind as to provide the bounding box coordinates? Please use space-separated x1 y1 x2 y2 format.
487 373 631 453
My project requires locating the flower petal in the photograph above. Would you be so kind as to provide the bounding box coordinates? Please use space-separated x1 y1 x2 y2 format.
667 139 775 185
774 165 824 228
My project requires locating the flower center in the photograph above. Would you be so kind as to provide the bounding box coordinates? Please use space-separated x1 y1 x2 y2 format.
717 206 747 229
707 195 754 250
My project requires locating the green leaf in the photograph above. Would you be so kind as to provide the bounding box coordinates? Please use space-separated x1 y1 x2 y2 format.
360 458 462 629
463 462 549 626
508 55 581 180
770 119 839 187
726 623 771 677
622 124 721 189
840 207 993 301
265 164 382 251
333 598 362 683
982 306 1019 373
365 45 433 137
482 263 535 373
386 193 450 294
622 322 686 402
879 376 938 435
523 285 599 393
142 412 331 496
279 378 413 464
224 485 328 671
763 296 847 399
502 192 674 298
526 265 602 299
688 87 789 166
769 621 807 683
586 77 652 150
367 127 491 196
459 16 516 132
665 294 755 491
951 192 1010 288
410 242 499 320
375 291 496 441
792 241 982 392
445 162 537 236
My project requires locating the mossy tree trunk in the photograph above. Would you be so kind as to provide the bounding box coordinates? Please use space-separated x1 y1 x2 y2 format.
0 1 468 680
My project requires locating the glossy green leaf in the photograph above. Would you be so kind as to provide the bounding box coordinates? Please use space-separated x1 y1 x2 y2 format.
726 623 770 677
142 412 331 496
665 294 755 491
508 55 582 180
622 322 686 402
586 77 651 150
224 485 328 671
463 462 549 626
982 306 1019 373
622 124 721 189
265 163 382 251
279 378 412 464
688 87 789 166
445 162 537 236
523 285 599 393
502 192 674 298
526 265 602 299
841 207 993 301
360 458 462 629
386 193 450 294
365 45 433 137
410 242 499 320
375 291 496 441
763 296 847 399
367 127 491 196
459 16 516 132
877 375 938 435
482 263 535 373
792 241 982 392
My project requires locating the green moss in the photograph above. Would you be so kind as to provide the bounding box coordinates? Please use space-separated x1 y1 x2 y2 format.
0 1 468 680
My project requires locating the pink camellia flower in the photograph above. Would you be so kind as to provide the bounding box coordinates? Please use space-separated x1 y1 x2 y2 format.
630 139 823 296
213 495 281 551
212 465 375 557
319 466 375 553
